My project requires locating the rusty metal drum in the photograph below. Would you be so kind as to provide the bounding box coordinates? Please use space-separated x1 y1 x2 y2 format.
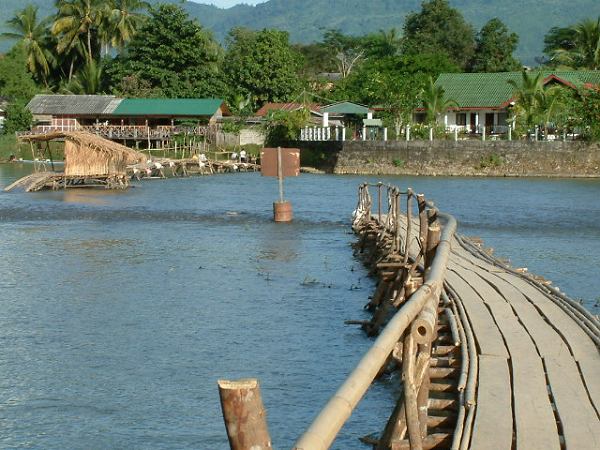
273 201 293 222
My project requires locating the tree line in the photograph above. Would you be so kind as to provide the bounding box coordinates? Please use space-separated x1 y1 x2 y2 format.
0 0 599 139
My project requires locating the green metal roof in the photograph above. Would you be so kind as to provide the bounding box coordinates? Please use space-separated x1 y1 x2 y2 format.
435 71 600 109
112 98 225 117
321 101 370 115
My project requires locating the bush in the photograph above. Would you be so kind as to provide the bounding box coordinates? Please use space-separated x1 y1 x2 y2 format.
392 158 404 168
3 102 32 135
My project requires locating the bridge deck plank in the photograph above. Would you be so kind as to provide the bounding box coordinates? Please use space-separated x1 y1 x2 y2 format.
469 355 512 450
445 271 508 358
578 357 600 416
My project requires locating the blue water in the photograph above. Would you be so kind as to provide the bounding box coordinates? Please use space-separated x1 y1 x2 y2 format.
0 163 598 449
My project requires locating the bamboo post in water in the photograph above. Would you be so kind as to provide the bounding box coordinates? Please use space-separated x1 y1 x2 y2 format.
218 378 273 450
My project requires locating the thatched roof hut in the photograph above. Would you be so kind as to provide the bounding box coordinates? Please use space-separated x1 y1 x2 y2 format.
19 131 146 177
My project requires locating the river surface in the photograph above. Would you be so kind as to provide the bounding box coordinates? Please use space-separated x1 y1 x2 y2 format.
1 163 599 449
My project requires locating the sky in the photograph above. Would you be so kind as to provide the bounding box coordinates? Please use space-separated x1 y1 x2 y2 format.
189 0 266 8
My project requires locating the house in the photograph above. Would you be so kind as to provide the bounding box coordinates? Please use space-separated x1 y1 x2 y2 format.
26 95 231 137
426 71 600 134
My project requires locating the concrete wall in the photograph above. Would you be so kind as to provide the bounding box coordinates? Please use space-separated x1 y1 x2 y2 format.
214 127 265 147
333 140 600 177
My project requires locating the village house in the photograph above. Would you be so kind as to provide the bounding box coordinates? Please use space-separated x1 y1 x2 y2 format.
25 95 231 144
424 71 600 135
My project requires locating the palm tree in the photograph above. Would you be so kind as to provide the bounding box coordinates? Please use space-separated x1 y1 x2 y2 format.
108 0 148 51
1 5 54 84
507 71 545 132
53 0 103 63
66 59 103 94
422 76 457 125
552 17 600 70
377 28 401 55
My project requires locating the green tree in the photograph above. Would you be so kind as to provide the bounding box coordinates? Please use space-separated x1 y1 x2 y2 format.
0 44 39 102
577 86 600 140
3 102 33 134
470 18 521 72
334 53 457 104
322 29 365 78
422 76 457 124
295 42 337 78
53 0 103 63
402 0 475 69
1 5 54 84
224 28 303 107
264 108 310 146
543 26 577 66
106 4 226 98
361 28 401 59
550 17 600 69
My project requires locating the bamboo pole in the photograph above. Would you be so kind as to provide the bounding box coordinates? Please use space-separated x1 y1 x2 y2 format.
416 343 431 439
218 379 273 450
403 333 423 450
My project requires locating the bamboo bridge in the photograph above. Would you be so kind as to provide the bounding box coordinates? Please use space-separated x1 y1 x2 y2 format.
218 183 600 450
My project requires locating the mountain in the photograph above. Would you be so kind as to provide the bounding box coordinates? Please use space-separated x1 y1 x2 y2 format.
1 0 599 64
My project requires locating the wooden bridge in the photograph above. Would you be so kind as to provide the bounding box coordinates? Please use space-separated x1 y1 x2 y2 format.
217 183 600 450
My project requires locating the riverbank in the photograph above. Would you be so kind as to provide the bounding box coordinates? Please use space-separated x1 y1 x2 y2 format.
301 140 600 177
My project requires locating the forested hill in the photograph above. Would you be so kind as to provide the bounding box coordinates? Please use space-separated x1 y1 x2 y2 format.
1 0 598 63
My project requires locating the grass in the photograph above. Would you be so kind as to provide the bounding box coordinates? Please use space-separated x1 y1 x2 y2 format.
0 134 66 162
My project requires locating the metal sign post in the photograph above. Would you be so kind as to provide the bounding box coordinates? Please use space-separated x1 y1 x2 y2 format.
261 147 300 222
277 147 284 203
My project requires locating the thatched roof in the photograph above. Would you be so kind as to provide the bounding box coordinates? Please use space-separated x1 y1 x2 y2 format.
19 131 146 176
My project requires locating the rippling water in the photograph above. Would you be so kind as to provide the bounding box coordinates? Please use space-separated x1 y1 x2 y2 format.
1 163 598 449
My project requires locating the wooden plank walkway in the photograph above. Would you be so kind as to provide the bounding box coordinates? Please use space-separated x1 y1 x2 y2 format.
448 235 600 449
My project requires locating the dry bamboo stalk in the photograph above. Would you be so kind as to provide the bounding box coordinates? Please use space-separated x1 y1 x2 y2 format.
403 333 423 450
416 343 431 439
444 308 461 347
403 193 413 266
218 378 272 450
412 298 438 345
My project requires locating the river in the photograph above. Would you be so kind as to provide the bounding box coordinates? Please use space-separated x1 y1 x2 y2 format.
1 163 598 449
